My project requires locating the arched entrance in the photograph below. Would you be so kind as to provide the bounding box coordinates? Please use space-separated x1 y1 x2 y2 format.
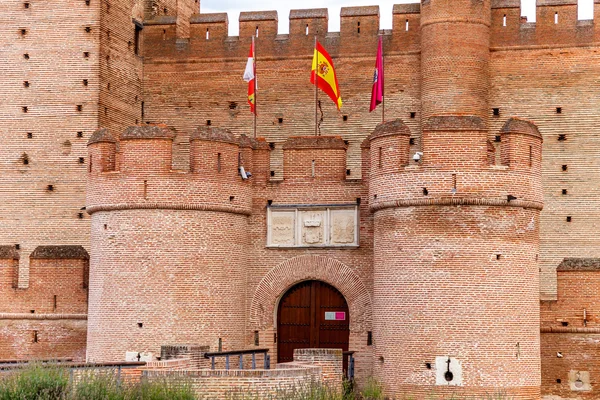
277 280 350 364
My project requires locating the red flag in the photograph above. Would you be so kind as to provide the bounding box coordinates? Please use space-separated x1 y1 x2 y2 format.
370 36 384 112
243 40 256 114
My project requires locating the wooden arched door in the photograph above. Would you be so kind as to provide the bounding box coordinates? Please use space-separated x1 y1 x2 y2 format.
277 280 350 364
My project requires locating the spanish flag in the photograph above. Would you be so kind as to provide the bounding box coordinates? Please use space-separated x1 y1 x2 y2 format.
310 41 342 110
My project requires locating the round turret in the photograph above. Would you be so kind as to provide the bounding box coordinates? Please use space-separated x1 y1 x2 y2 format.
370 2 543 397
85 125 260 362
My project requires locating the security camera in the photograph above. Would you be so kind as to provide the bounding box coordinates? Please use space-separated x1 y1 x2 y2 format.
413 152 423 162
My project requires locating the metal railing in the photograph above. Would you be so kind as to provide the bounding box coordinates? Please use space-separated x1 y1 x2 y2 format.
204 348 270 370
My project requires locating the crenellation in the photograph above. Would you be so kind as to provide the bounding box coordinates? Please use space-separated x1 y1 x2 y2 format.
0 246 20 261
282 136 348 182
500 117 544 171
391 6 421 50
239 11 278 39
119 125 175 174
88 128 117 173
340 6 380 38
140 4 600 59
368 119 411 177
289 9 328 37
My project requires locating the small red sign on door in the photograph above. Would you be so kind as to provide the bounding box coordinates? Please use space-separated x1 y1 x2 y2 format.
325 311 346 321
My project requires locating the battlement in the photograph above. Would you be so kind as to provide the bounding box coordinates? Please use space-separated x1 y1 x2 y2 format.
366 118 544 213
142 2 600 60
282 136 348 182
86 126 370 215
0 245 88 314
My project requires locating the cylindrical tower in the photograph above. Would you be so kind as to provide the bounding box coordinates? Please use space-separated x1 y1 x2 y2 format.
420 0 491 170
85 125 252 362
370 1 543 397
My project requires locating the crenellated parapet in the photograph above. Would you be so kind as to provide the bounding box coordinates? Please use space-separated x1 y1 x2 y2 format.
143 6 419 61
143 3 600 61
368 118 544 214
86 125 271 217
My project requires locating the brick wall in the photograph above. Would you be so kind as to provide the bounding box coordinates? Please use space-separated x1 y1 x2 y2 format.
0 318 87 362
7 0 600 397
0 246 88 362
98 0 144 133
141 348 342 399
540 259 600 398
0 0 99 287
140 3 600 303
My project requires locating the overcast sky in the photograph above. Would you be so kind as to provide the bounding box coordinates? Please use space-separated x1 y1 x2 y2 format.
201 0 594 36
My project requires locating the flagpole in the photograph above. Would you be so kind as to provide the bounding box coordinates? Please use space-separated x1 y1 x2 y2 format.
253 35 257 138
314 35 319 137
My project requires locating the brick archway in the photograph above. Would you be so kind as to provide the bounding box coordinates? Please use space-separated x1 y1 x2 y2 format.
249 255 372 333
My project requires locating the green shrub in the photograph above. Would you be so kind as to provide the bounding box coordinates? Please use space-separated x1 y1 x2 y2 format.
0 366 195 400
0 365 69 400
133 378 195 400
359 378 384 400
70 372 126 400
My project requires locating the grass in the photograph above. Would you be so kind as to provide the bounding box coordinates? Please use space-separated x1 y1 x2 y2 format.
0 365 195 400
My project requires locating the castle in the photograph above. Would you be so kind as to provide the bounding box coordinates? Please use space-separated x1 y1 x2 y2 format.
2 0 600 398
